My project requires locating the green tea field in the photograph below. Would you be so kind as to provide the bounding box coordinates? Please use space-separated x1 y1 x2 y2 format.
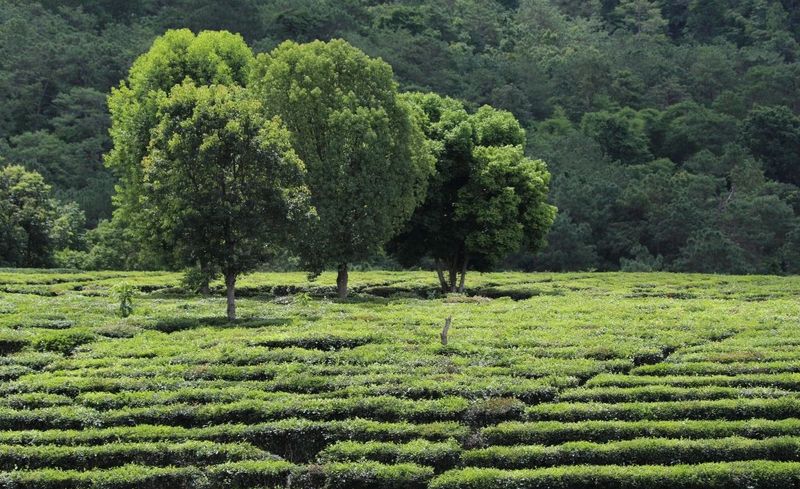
0 270 799 488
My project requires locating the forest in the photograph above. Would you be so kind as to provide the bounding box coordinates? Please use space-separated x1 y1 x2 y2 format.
1 0 799 275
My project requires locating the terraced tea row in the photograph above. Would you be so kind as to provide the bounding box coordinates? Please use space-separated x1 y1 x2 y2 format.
0 271 797 488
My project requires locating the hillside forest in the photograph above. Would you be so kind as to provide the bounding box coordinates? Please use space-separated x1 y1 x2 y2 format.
1 0 799 275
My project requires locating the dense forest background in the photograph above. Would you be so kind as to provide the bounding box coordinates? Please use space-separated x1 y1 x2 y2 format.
1 0 799 274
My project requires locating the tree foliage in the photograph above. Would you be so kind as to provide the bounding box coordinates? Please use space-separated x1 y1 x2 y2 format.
252 39 434 297
104 29 255 273
0 165 83 267
391 93 556 291
143 82 312 319
742 105 800 187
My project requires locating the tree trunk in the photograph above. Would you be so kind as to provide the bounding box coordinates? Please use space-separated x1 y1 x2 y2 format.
336 263 349 299
448 264 458 293
458 257 468 293
199 260 211 296
435 259 448 294
225 272 236 321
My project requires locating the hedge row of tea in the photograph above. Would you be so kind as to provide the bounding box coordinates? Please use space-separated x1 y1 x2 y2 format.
0 270 798 488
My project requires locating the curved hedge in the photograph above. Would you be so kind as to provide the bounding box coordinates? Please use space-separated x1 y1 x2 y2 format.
429 461 800 489
481 419 800 445
526 398 800 422
462 436 800 468
318 439 462 471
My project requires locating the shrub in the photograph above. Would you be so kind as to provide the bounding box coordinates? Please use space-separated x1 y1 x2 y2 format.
526 398 800 422
429 461 800 489
205 459 295 488
0 440 269 470
0 464 203 489
632 361 800 376
558 385 791 403
481 419 800 446
318 439 462 471
461 436 800 469
0 329 29 354
587 373 800 389
465 397 526 426
32 329 96 354
294 461 434 489
112 282 135 318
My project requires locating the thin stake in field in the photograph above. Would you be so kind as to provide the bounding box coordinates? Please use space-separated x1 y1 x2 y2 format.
441 316 452 346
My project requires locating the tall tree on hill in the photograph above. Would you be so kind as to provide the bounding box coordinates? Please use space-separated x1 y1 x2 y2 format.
0 165 85 268
613 0 668 38
0 165 56 267
252 39 434 299
105 28 255 280
741 105 800 187
143 82 312 320
390 92 556 293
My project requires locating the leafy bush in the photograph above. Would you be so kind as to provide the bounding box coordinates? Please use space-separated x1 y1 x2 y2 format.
462 436 800 468
318 439 462 471
464 397 526 426
112 282 135 317
32 329 96 354
526 398 800 422
481 419 800 446
429 461 800 489
0 464 203 489
296 461 434 489
0 329 29 354
205 459 295 488
558 385 791 403
0 441 269 470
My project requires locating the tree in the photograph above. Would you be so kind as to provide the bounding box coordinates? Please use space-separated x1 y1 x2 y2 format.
81 218 159 271
613 0 668 38
653 102 738 163
105 29 255 277
252 39 434 298
143 82 312 320
522 212 599 271
0 87 113 224
0 165 56 267
391 93 556 293
581 108 653 165
673 229 751 273
781 224 800 274
686 0 730 42
50 201 86 251
741 105 800 187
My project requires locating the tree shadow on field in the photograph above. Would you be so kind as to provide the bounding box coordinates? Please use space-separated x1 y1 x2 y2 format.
150 315 294 333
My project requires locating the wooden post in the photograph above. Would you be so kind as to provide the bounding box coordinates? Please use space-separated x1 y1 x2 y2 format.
441 316 452 346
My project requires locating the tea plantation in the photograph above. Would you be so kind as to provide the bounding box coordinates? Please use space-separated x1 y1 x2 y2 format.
0 270 798 488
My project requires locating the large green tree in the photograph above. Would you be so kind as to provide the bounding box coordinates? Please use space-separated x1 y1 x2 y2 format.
143 82 312 320
391 92 556 292
581 108 653 165
0 165 55 267
105 29 255 275
742 105 800 187
252 39 434 298
0 165 84 268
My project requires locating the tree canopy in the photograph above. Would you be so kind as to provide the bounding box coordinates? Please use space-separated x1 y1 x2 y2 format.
391 93 556 291
252 39 434 297
143 82 312 319
105 28 255 271
0 165 84 268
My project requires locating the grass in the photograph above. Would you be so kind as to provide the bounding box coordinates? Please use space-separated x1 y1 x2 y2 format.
0 269 797 488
